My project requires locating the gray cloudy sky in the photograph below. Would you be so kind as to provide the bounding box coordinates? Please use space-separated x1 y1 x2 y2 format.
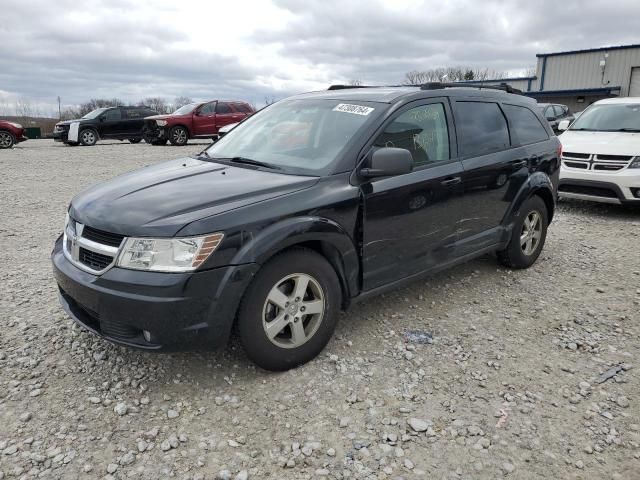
1 0 639 115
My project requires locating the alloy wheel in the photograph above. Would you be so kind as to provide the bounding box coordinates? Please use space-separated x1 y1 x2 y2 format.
173 128 187 144
261 273 325 349
520 210 542 256
0 132 13 148
81 130 96 145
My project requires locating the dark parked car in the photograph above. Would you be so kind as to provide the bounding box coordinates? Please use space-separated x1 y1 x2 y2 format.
142 101 254 146
0 120 28 149
53 106 159 146
52 84 560 371
538 103 574 133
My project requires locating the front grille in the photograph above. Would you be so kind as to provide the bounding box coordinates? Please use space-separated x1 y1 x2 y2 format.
82 225 124 247
563 152 590 159
562 153 633 172
79 247 113 271
101 320 139 339
559 184 618 198
596 154 633 161
564 161 588 169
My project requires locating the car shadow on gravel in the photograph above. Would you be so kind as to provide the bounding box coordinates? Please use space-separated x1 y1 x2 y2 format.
558 198 640 219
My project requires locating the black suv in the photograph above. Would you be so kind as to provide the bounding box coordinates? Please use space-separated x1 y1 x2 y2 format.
53 106 159 146
52 85 560 370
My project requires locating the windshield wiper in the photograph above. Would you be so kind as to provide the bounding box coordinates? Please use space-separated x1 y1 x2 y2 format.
228 156 281 170
612 127 640 132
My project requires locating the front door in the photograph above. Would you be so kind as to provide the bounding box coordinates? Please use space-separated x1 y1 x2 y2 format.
192 102 217 136
98 108 123 137
361 99 465 290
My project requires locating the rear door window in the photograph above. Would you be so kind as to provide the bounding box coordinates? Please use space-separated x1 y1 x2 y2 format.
124 109 144 119
216 102 232 114
454 101 510 157
503 104 549 145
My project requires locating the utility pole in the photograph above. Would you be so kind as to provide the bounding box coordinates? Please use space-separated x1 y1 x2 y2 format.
57 96 61 120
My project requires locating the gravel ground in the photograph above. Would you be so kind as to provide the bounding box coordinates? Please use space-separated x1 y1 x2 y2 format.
1 139 639 480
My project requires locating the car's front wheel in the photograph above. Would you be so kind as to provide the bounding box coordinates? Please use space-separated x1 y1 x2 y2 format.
168 126 188 146
237 249 341 371
79 129 98 146
497 195 548 269
0 130 16 149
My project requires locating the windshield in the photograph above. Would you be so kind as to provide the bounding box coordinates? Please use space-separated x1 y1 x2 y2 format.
204 99 382 175
82 108 109 119
570 103 640 131
172 103 197 115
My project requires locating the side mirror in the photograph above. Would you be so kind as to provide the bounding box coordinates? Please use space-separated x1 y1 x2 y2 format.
361 147 413 178
557 119 570 131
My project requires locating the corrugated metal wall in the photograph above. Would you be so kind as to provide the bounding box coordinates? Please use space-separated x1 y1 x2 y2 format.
540 47 640 95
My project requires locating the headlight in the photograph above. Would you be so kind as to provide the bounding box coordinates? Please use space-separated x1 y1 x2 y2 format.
156 119 168 127
8 122 22 128
629 157 640 169
117 233 224 272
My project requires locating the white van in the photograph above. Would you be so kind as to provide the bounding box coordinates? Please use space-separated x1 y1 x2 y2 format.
557 97 640 204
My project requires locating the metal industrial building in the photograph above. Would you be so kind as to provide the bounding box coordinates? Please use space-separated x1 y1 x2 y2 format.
460 43 640 112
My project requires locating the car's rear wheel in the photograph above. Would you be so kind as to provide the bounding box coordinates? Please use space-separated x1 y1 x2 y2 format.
237 249 341 371
497 195 548 269
79 129 98 146
128 138 142 144
169 126 188 146
0 131 16 149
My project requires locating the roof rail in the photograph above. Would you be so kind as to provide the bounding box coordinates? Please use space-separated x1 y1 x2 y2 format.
327 82 523 95
419 82 523 94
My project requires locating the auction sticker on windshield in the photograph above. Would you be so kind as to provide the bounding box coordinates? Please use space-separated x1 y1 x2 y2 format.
333 104 375 116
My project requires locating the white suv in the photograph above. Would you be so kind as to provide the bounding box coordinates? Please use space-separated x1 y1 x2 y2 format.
557 97 640 204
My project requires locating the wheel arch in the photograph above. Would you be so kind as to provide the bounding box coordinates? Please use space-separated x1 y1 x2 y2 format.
230 217 360 309
503 172 556 226
79 126 100 141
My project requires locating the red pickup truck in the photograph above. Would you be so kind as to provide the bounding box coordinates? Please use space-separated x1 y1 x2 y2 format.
143 100 254 146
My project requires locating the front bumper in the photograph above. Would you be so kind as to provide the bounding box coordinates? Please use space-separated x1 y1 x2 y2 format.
51 236 258 350
142 124 167 142
53 131 69 142
559 165 640 204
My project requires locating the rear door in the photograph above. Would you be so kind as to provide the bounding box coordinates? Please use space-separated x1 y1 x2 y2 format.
214 102 238 132
192 102 217 136
361 99 466 290
122 108 146 136
454 100 550 255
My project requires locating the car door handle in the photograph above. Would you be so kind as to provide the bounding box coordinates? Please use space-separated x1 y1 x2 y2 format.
441 176 462 186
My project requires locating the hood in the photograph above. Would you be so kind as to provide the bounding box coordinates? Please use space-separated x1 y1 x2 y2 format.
56 119 82 126
69 157 319 237
560 130 640 156
145 113 190 121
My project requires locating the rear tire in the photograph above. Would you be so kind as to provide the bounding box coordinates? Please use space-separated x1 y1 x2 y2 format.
79 129 98 146
169 126 188 146
0 131 15 149
497 195 548 269
128 138 142 144
237 249 341 371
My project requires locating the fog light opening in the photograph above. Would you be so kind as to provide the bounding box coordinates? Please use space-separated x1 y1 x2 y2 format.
143 330 152 342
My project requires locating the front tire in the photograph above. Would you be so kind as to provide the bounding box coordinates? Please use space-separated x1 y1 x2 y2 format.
79 129 98 146
237 249 341 371
168 126 188 146
0 131 15 149
497 195 548 269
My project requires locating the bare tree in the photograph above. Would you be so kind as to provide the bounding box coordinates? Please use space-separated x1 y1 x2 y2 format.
139 97 169 114
173 96 193 109
348 79 362 86
404 66 508 85
264 96 277 106
15 98 33 120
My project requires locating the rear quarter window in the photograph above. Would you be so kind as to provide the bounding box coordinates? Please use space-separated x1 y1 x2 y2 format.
503 104 549 145
454 101 510 157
